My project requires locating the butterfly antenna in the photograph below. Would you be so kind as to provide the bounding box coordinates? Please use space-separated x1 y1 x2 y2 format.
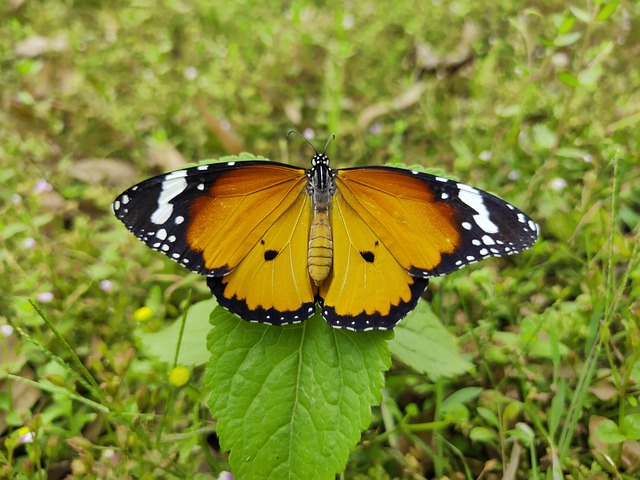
322 134 336 155
288 130 319 155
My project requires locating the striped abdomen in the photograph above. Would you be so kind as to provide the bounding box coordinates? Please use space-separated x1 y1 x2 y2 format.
308 206 333 285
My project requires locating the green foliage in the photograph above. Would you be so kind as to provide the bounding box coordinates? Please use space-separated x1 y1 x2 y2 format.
2 0 639 478
140 298 215 365
206 308 391 479
390 301 472 380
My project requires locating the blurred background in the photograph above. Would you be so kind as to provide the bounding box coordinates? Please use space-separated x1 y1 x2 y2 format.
1 0 639 478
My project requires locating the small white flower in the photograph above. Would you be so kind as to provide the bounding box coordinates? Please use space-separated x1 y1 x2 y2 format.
508 170 521 181
479 150 492 162
550 177 567 191
342 14 354 29
184 66 198 80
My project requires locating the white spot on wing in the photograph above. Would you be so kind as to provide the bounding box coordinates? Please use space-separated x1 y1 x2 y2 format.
482 234 496 245
458 188 499 234
151 172 188 225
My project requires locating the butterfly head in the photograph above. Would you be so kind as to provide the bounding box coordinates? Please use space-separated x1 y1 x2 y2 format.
311 153 330 167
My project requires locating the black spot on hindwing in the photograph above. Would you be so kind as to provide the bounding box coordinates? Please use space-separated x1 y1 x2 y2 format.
360 251 375 263
264 250 278 261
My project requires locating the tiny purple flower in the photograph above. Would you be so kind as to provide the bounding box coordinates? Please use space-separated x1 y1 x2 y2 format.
23 238 36 249
1 325 13 337
100 280 114 293
37 292 54 303
368 122 383 135
219 118 231 131
17 427 34 444
33 180 53 194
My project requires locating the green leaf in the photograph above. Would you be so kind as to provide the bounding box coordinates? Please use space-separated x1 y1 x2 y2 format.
441 387 483 408
595 418 626 443
470 426 498 444
621 413 640 440
557 15 576 34
389 301 473 380
532 123 556 150
595 1 619 21
554 32 582 47
558 71 580 88
206 308 391 480
569 6 591 22
556 147 590 159
139 298 216 365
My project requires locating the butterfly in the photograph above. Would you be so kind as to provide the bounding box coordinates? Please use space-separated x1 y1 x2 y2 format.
113 138 538 331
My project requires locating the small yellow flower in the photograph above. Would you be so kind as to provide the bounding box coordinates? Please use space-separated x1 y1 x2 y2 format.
133 306 154 322
168 366 190 387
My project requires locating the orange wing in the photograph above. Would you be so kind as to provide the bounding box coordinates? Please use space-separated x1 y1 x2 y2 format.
114 161 318 325
318 186 428 330
318 166 538 330
207 190 318 325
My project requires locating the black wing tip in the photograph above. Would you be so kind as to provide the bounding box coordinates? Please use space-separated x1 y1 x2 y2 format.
206 277 316 326
319 278 429 332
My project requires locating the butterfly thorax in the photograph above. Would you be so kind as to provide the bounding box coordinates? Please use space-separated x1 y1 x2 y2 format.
307 154 335 285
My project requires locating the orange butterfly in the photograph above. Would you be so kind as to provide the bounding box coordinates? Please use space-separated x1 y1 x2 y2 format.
114 140 538 331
